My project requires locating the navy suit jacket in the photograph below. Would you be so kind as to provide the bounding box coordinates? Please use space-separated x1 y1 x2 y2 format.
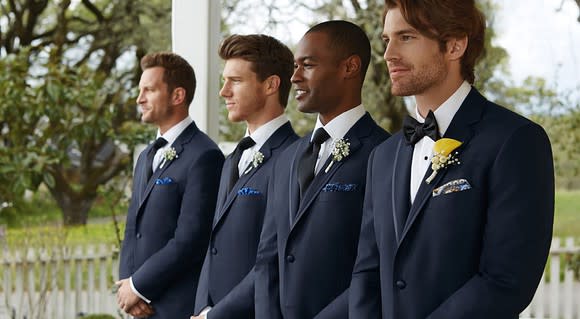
195 122 298 319
349 88 554 319
119 121 224 319
255 113 390 319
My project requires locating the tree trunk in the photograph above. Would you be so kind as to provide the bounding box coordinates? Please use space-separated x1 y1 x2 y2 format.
51 190 97 226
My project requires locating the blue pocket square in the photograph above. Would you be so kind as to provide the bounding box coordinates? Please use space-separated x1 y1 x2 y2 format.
432 179 471 197
155 177 174 185
322 183 358 192
237 187 261 196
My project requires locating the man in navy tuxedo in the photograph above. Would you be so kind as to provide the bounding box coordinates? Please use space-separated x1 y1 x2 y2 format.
192 34 298 319
254 21 390 319
349 1 554 318
117 52 224 318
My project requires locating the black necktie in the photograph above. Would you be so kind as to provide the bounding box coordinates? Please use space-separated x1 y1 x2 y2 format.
228 136 256 191
298 128 330 198
403 110 440 145
146 137 168 181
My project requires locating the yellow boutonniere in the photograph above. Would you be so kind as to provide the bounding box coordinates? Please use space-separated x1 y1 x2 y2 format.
426 138 462 184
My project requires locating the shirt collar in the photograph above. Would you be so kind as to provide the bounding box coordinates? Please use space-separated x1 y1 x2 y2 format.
245 113 289 149
157 116 193 146
312 104 365 142
414 81 471 136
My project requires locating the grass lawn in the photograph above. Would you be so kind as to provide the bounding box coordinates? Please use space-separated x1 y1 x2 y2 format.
1 190 578 248
2 220 125 249
553 189 580 238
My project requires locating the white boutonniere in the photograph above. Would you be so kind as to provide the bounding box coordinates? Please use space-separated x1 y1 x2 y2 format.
324 138 350 173
426 138 462 184
160 147 178 168
244 151 264 174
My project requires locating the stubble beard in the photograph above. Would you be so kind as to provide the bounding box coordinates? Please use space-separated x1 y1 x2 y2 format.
390 55 447 97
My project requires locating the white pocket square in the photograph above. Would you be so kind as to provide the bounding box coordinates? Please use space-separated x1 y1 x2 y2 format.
432 179 471 197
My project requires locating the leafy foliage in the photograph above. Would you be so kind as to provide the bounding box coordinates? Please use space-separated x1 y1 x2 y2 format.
0 0 170 224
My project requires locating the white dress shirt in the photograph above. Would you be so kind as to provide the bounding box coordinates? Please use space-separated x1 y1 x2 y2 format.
151 116 193 172
131 116 193 303
409 81 471 203
238 114 289 175
311 104 366 174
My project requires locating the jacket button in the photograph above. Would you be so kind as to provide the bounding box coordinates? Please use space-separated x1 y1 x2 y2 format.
211 248 218 255
136 233 142 239
396 280 406 289
286 255 295 263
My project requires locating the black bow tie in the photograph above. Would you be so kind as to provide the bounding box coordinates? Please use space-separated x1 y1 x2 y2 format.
403 110 440 145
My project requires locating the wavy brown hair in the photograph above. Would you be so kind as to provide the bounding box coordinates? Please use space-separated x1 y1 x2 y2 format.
140 52 196 106
384 0 486 84
219 34 294 107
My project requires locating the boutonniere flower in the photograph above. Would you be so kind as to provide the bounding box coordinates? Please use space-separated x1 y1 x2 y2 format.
244 151 264 174
160 147 178 168
324 138 350 173
426 138 462 184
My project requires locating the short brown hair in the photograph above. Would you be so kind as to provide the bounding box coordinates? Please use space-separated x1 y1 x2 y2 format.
218 34 294 107
384 0 486 84
140 52 196 106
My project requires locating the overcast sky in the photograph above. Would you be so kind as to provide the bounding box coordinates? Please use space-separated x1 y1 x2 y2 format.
494 0 579 95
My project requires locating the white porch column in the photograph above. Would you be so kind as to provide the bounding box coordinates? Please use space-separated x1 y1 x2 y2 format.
171 0 221 141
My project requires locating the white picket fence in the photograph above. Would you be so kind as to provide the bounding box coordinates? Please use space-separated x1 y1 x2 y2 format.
0 245 122 319
0 238 579 319
521 237 580 319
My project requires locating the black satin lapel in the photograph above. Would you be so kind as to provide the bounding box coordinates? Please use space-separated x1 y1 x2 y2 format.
399 162 446 244
391 139 413 244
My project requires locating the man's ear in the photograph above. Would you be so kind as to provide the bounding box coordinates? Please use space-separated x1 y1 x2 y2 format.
172 87 186 105
264 75 281 96
447 36 468 61
344 55 362 79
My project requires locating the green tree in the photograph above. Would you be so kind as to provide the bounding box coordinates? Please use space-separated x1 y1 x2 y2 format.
0 0 171 225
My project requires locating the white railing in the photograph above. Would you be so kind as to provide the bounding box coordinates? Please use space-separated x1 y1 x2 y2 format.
0 238 579 319
521 237 580 319
1 244 122 319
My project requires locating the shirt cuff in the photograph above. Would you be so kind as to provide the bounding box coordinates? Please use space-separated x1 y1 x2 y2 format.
130 276 151 304
200 306 212 318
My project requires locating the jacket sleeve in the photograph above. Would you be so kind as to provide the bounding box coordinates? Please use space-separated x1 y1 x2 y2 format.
349 148 382 318
207 266 256 319
194 248 212 314
254 163 283 319
314 289 348 319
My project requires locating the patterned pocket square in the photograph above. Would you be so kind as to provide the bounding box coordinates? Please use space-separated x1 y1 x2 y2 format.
322 183 358 192
237 187 261 196
155 177 174 185
432 179 471 197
